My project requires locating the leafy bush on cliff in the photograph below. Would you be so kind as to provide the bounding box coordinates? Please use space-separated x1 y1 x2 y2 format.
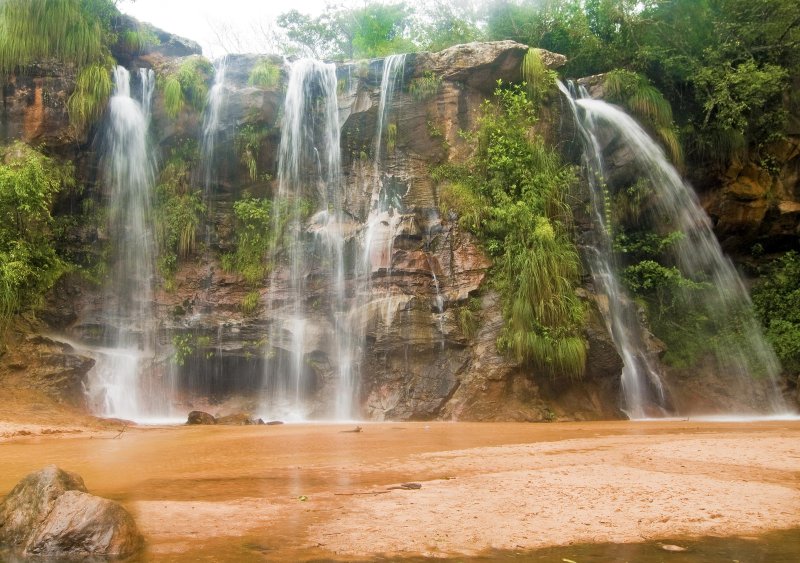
0 143 74 329
753 252 800 375
434 83 586 379
154 142 205 288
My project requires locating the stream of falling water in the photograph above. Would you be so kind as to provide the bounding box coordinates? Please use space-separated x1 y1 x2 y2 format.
561 81 789 416
263 59 344 419
85 67 159 420
559 81 667 418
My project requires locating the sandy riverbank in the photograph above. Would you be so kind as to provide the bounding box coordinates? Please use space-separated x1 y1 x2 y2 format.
1 420 799 560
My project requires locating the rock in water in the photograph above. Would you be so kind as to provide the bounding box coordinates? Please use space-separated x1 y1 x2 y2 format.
26 491 142 557
0 465 142 558
187 410 217 424
0 465 87 547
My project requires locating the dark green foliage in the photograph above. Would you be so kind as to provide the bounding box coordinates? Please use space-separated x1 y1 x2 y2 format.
0 143 74 329
753 252 800 374
0 0 118 73
412 0 483 52
434 84 586 379
155 142 205 288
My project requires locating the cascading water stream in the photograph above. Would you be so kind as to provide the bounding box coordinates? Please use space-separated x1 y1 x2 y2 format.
362 54 407 330
561 81 789 415
85 66 159 420
559 81 667 418
263 59 346 419
201 57 227 195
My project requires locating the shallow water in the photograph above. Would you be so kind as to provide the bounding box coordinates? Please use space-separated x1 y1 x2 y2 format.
1 420 798 561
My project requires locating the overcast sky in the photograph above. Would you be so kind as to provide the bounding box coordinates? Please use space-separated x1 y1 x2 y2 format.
118 0 335 58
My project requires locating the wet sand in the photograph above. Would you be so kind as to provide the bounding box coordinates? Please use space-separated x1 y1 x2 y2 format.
1 420 799 560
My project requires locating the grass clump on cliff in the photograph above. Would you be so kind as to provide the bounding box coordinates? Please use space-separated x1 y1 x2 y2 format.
154 142 205 289
161 57 214 118
67 63 113 132
0 142 74 331
221 195 273 287
0 0 117 74
248 59 281 88
433 83 586 380
604 70 683 168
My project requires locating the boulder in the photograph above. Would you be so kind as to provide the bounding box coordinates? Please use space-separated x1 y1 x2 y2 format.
215 413 253 425
0 465 87 547
187 410 216 425
0 466 142 558
25 491 142 557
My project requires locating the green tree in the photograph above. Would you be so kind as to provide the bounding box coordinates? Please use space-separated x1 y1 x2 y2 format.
278 2 413 59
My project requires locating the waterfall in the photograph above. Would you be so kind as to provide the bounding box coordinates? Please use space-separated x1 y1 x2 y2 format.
363 54 407 329
201 57 227 194
263 59 345 419
561 81 788 416
85 66 160 420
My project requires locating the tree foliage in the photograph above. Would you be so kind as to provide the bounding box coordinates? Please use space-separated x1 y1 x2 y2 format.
753 252 800 375
0 143 74 329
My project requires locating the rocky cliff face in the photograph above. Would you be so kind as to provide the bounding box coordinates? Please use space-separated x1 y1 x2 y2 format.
4 29 795 422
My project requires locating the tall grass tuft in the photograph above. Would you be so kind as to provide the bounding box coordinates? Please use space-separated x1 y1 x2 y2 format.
0 0 114 73
605 70 683 167
248 59 280 88
67 63 112 131
521 48 556 106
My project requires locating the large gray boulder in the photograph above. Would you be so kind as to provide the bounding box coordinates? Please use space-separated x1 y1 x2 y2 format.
0 465 142 558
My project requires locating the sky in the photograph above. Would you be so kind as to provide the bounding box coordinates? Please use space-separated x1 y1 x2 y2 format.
118 0 334 58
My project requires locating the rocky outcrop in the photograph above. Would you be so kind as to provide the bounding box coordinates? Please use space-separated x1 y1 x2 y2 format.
0 334 95 408
0 466 142 558
187 410 216 424
2 40 628 421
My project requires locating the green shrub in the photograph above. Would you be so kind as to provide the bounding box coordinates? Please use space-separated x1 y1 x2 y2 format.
118 28 160 55
753 252 800 374
604 70 683 167
241 290 261 314
154 142 205 285
521 48 556 107
0 142 74 330
235 125 268 182
221 195 272 286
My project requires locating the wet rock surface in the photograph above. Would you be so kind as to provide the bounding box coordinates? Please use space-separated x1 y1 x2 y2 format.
0 465 142 558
